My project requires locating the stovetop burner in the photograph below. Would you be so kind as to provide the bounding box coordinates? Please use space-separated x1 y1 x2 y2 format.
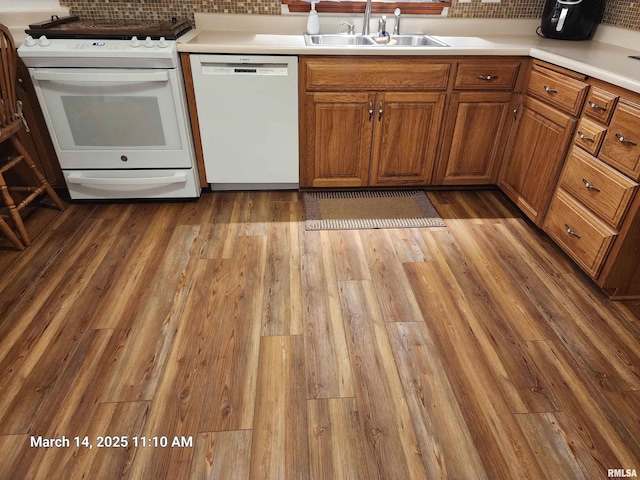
26 15 192 40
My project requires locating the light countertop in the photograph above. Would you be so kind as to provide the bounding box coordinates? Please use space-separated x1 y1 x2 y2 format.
179 15 640 94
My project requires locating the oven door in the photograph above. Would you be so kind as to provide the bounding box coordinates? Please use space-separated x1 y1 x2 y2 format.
30 67 193 169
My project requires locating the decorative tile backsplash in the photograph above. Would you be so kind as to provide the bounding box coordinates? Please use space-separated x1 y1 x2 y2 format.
58 0 640 31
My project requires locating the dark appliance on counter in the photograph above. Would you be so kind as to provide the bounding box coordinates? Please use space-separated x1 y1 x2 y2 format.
540 0 605 40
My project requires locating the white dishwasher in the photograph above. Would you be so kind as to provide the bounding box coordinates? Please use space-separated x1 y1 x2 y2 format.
190 54 299 190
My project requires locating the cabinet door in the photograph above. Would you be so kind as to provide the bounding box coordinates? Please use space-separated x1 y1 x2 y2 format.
300 92 374 188
498 96 576 226
370 92 445 186
436 91 513 185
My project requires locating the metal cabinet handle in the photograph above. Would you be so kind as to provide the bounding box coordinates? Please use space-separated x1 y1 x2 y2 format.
582 179 600 192
513 98 521 121
544 85 558 94
565 224 581 238
378 100 383 121
615 133 637 146
577 131 595 142
477 75 497 81
368 101 374 121
588 101 607 112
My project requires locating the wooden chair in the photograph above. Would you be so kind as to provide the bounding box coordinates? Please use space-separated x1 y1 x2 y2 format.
1 23 65 247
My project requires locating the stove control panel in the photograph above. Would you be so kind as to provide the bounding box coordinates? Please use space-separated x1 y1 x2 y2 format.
18 37 178 68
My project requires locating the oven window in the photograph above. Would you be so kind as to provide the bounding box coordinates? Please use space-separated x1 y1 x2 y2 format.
62 96 166 147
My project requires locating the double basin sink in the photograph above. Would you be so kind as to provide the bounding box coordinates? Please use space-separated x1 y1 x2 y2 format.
304 34 449 48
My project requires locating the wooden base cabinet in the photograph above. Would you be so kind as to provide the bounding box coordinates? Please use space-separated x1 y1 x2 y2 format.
299 56 450 188
499 62 589 227
370 92 445 186
436 91 514 185
301 92 374 188
498 96 576 226
544 76 640 299
300 91 444 188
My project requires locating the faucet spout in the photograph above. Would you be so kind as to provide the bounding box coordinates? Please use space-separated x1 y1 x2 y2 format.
362 0 372 35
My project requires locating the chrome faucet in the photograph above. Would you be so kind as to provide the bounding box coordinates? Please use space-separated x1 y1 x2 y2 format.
341 22 356 35
362 0 373 35
393 8 401 35
378 15 387 36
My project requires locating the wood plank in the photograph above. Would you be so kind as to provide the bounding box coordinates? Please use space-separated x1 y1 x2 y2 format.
0 221 122 433
302 230 354 399
0 435 29 479
262 200 304 336
525 340 640 471
516 412 594 480
387 227 432 263
329 230 372 281
17 329 129 479
198 192 242 259
307 398 378 480
99 225 202 402
404 261 546 479
58 401 150 480
129 236 266 478
604 390 640 449
338 280 428 480
387 322 489 479
360 229 424 323
0 204 96 316
0 233 133 434
198 237 267 432
419 229 560 414
480 222 640 393
89 204 185 330
242 191 272 237
221 192 247 259
250 335 309 480
189 430 252 480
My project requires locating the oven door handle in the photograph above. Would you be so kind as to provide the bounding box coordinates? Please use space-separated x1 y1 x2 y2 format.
32 70 170 83
66 172 187 189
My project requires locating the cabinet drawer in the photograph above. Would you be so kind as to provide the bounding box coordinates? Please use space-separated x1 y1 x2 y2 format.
600 100 640 180
544 189 616 277
527 65 589 116
558 146 638 229
302 57 451 91
584 86 618 124
454 61 521 90
574 117 606 156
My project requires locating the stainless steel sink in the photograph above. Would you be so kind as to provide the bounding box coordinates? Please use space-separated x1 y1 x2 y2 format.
303 34 449 48
304 34 376 46
388 35 449 47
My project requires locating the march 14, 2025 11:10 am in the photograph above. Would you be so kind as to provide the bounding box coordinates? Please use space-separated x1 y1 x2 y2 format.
30 435 194 449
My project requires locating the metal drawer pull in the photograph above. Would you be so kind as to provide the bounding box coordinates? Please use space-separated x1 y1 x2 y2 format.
577 131 595 142
588 101 606 112
565 224 581 238
477 75 497 81
378 100 383 121
615 133 637 146
544 85 558 94
582 179 600 191
369 101 374 121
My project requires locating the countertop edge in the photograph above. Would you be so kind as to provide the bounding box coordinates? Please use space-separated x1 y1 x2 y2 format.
178 32 640 94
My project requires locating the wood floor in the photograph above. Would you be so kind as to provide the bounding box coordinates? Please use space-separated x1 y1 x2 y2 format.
1 190 639 479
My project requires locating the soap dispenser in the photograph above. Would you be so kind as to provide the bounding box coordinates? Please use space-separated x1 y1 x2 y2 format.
306 2 320 35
